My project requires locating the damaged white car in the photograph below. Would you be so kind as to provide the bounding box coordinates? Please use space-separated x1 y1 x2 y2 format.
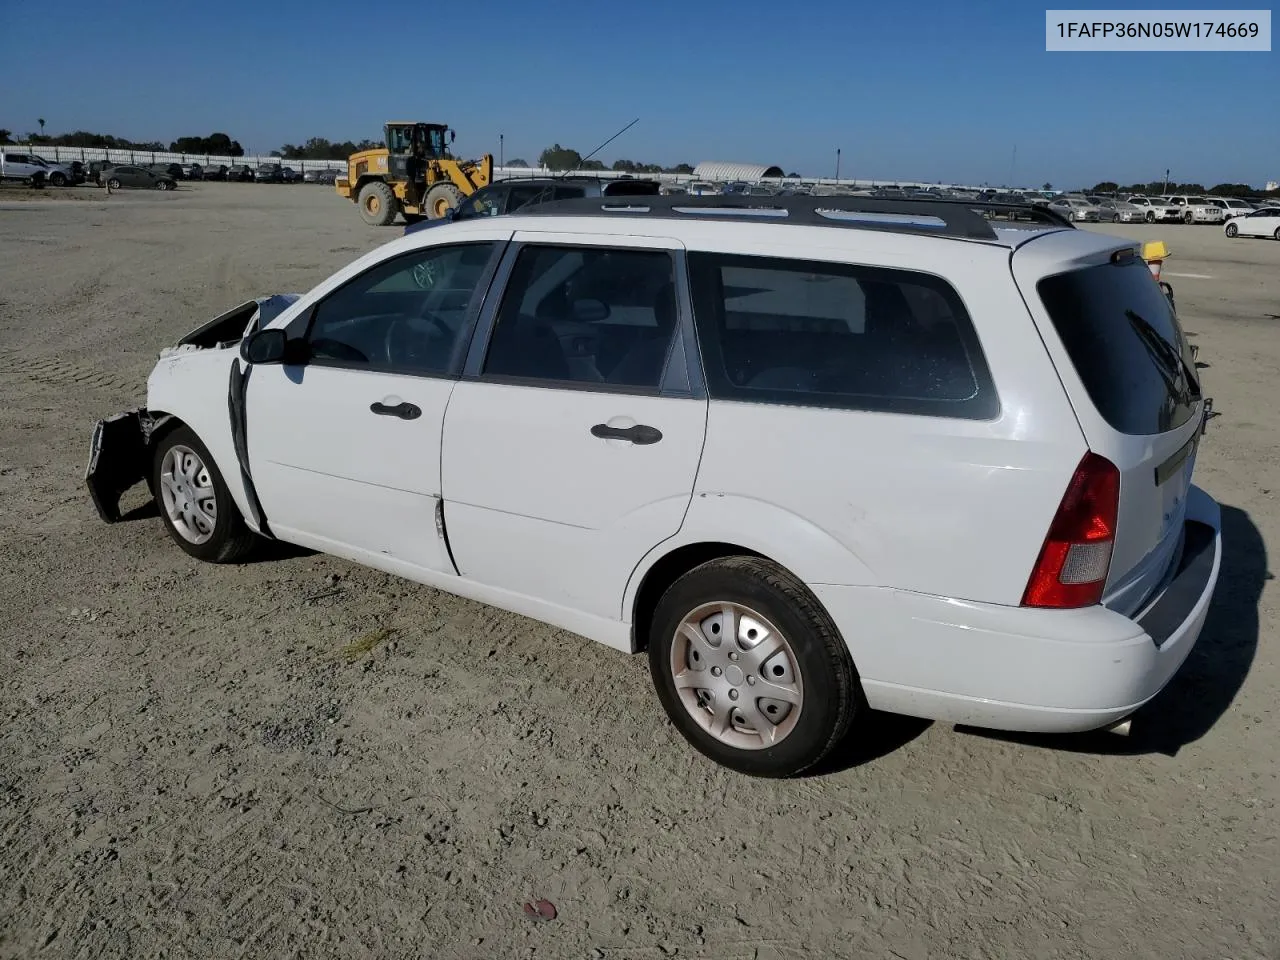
87 198 1222 778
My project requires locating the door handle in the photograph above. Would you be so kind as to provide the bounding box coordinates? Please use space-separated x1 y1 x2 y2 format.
370 401 422 420
590 423 663 445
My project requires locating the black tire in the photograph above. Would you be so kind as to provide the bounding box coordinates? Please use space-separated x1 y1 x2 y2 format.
424 181 464 220
647 556 861 778
1184 212 1194 224
1225 222 1238 238
1146 211 1155 222
1273 227 1280 241
50 172 67 187
157 180 171 191
107 178 121 190
358 180 398 226
151 425 257 563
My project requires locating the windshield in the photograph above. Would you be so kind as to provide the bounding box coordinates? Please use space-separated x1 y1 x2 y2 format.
455 188 500 219
1037 256 1199 435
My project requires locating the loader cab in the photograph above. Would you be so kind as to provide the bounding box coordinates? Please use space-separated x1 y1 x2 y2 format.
385 122 454 182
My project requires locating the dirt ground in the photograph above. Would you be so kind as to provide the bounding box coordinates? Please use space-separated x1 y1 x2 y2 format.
1 183 1277 960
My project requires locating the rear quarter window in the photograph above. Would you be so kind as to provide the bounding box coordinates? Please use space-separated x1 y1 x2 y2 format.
687 252 999 419
1036 257 1199 436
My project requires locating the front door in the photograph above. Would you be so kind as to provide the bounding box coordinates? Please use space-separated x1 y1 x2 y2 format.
441 234 708 622
246 238 505 574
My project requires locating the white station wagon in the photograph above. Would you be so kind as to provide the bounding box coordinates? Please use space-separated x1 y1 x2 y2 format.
87 197 1223 777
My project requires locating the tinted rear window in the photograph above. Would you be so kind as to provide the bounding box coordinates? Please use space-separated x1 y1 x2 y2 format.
1037 257 1199 436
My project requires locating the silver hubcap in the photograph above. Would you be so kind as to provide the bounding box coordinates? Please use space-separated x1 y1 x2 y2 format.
159 445 217 544
670 602 803 750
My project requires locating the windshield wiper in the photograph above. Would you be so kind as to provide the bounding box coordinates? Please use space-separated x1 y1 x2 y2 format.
1126 310 1201 400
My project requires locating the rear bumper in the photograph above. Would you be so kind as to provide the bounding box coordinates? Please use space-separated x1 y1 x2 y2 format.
814 485 1223 734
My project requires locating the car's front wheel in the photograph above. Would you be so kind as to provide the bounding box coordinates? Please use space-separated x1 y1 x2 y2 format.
152 425 257 563
1226 222 1239 238
647 556 860 778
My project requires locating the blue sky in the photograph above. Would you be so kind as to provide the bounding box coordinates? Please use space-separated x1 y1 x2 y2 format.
3 0 1276 187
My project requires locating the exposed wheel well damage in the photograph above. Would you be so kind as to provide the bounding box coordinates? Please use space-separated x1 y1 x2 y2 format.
630 542 768 653
84 408 180 522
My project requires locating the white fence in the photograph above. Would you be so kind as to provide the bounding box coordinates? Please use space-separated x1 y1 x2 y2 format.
12 143 966 190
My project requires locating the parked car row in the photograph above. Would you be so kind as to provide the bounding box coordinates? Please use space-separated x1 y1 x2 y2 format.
9 154 344 187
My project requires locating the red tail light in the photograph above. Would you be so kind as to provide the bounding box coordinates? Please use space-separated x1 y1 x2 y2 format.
1022 452 1121 608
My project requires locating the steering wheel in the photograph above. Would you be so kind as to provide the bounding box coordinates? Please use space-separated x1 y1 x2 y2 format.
383 311 454 368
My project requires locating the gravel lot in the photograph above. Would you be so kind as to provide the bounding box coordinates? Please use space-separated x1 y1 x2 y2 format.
1 183 1277 960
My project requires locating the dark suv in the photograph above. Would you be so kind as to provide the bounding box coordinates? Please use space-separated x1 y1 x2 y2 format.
404 176 661 235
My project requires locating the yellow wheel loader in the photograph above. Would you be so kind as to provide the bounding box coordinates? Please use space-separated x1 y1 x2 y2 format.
336 122 493 226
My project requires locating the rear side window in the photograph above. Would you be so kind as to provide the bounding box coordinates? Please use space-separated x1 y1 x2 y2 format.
687 252 998 419
1037 257 1199 436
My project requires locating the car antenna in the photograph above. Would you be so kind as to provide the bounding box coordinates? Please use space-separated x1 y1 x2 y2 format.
555 117 640 181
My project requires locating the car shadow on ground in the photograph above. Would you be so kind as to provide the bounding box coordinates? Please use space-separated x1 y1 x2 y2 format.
116 499 315 562
956 504 1268 758
806 712 934 776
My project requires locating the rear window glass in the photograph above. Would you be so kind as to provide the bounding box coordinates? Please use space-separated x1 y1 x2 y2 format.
687 252 998 419
1037 257 1199 436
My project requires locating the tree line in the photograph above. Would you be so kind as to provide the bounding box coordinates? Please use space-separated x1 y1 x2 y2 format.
278 136 382 160
533 143 698 174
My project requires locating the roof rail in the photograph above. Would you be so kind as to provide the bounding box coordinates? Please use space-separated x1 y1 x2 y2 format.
513 195 1076 240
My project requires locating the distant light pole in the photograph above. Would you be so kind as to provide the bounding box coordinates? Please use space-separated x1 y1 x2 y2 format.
835 148 841 181
1163 168 1170 192
500 133 504 169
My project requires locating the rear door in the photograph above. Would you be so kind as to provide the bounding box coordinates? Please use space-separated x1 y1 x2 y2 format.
440 232 707 622
1022 246 1205 616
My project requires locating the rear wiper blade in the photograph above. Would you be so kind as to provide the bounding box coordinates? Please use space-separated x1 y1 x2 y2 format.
1126 310 1201 399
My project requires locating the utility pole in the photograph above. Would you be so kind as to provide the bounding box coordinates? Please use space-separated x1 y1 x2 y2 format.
500 133 504 169
1163 168 1170 193
835 148 841 181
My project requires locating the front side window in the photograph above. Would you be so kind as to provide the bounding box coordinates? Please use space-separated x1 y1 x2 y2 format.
687 252 998 419
304 242 496 375
482 245 679 389
387 127 412 153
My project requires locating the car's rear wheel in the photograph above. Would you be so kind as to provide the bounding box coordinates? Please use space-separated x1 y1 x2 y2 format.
1184 212 1194 223
647 556 860 777
152 425 256 563
1226 222 1239 238
1146 211 1155 222
107 178 121 190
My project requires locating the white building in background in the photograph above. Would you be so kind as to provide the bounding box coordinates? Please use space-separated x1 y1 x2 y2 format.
1266 180 1279 192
